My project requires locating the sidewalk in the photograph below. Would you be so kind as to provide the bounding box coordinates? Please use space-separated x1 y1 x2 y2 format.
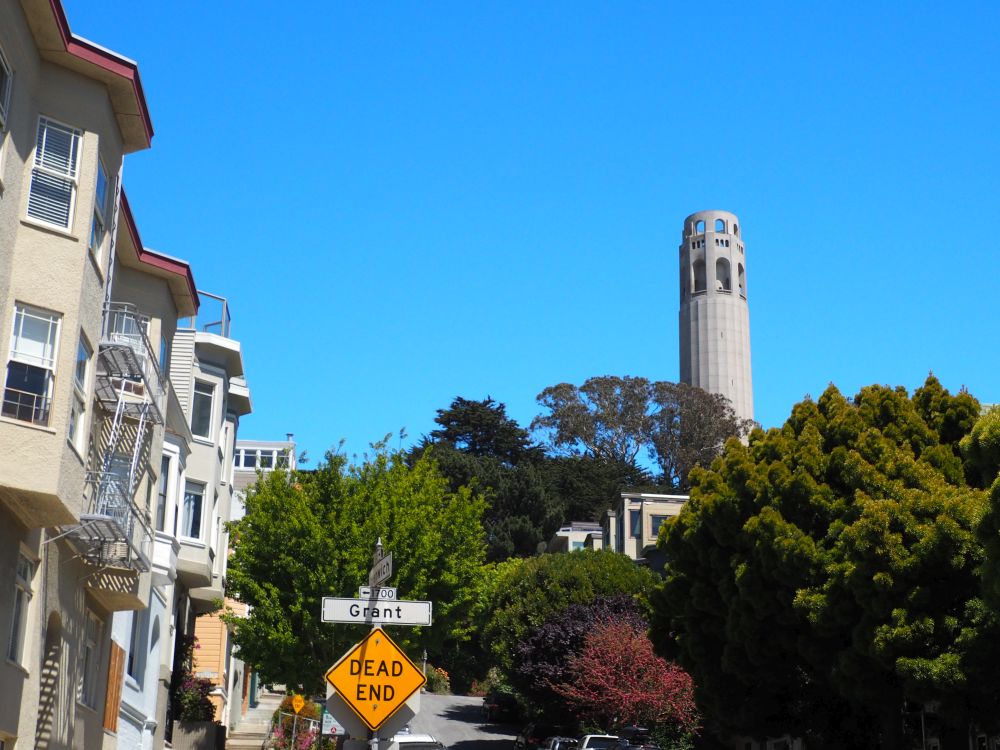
226 688 285 749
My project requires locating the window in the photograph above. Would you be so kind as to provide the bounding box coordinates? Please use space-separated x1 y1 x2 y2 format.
3 304 60 426
79 611 102 708
629 509 642 538
27 118 82 229
258 451 273 469
155 456 170 532
126 610 144 681
650 515 669 538
89 160 111 257
6 553 33 664
181 482 204 539
570 541 584 551
191 380 213 439
0 44 12 159
715 218 726 232
68 334 91 448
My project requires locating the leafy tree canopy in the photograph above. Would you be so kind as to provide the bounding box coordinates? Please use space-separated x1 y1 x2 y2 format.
480 550 659 675
650 376 1000 749
225 444 487 692
532 376 752 490
429 396 541 465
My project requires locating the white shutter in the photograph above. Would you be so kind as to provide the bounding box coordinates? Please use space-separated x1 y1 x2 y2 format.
26 118 81 228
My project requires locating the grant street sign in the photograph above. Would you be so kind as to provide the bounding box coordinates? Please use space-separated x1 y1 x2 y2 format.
325 627 426 731
321 597 432 627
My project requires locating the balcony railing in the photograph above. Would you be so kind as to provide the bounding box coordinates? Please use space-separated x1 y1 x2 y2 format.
96 302 166 422
180 291 231 338
1 387 50 426
67 471 152 572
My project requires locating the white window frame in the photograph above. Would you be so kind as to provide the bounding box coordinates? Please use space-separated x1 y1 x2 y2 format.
181 482 205 541
79 610 102 708
0 44 12 173
190 379 214 440
26 117 82 230
3 304 61 427
6 552 33 665
88 158 110 259
68 333 91 450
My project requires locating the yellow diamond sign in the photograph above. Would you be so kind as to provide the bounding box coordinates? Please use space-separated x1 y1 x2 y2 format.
325 627 426 731
291 694 305 714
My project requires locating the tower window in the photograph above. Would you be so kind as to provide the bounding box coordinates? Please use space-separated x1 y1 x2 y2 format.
695 220 705 233
716 258 731 292
738 263 746 296
715 218 726 232
693 259 707 294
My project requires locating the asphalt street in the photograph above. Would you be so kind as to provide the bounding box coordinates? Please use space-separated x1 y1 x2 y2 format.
409 692 517 750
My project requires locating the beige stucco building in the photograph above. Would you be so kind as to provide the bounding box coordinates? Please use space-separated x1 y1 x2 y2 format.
0 3 202 749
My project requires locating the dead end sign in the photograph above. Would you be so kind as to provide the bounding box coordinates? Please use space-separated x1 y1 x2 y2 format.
325 627 426 731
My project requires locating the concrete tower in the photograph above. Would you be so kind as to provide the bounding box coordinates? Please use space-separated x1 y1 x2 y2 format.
679 209 754 422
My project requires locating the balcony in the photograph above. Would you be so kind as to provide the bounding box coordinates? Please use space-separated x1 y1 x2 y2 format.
59 471 153 610
94 302 166 423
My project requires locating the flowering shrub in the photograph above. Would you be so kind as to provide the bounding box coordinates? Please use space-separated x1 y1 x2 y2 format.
170 635 215 721
425 665 451 694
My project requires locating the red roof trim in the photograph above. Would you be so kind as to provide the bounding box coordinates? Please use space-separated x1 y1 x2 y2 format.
48 0 154 146
119 190 199 312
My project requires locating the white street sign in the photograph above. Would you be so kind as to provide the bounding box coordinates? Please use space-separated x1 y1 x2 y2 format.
368 552 393 587
321 709 345 736
359 586 397 600
321 597 432 626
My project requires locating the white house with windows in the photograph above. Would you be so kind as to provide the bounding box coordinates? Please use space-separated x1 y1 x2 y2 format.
601 492 688 564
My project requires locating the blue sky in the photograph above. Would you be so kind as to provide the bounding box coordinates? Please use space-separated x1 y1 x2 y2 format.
66 1 1000 465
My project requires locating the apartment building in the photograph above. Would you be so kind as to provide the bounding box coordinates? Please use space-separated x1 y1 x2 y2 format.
168 292 252 736
601 492 688 567
0 5 200 750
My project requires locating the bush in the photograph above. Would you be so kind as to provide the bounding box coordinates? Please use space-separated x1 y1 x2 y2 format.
270 696 328 750
424 665 451 694
170 635 215 722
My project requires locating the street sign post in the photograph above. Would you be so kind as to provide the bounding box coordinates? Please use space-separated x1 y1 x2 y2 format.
325 627 426 731
321 598 432 627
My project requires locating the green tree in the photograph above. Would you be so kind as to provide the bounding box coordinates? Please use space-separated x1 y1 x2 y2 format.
532 376 751 490
648 381 755 490
225 444 487 692
414 396 562 561
649 377 999 748
481 550 658 675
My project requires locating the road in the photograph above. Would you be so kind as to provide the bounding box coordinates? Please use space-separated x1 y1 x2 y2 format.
409 692 517 750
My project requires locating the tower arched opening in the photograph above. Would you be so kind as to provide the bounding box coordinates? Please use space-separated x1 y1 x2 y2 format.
695 219 705 234
692 259 707 294
716 258 731 292
738 263 746 296
715 218 726 232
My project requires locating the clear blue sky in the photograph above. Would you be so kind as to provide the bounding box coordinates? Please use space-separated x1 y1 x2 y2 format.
66 1 1000 465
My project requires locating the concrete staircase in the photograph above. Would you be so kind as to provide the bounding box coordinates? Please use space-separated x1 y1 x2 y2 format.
226 688 285 749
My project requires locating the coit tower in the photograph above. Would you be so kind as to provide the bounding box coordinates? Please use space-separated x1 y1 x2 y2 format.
678 210 754 422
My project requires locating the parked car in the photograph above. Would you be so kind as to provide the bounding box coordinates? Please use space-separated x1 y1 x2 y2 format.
389 732 447 750
577 735 620 750
542 736 579 750
515 723 567 750
482 691 519 722
614 728 658 750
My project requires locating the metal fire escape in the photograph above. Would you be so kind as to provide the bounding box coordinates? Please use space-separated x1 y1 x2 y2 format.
66 302 165 572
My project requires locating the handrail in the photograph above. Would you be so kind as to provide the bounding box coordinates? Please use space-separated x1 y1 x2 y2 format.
101 302 166 406
85 470 153 569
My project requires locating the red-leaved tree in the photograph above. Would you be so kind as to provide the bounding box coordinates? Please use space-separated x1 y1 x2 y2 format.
552 620 699 735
